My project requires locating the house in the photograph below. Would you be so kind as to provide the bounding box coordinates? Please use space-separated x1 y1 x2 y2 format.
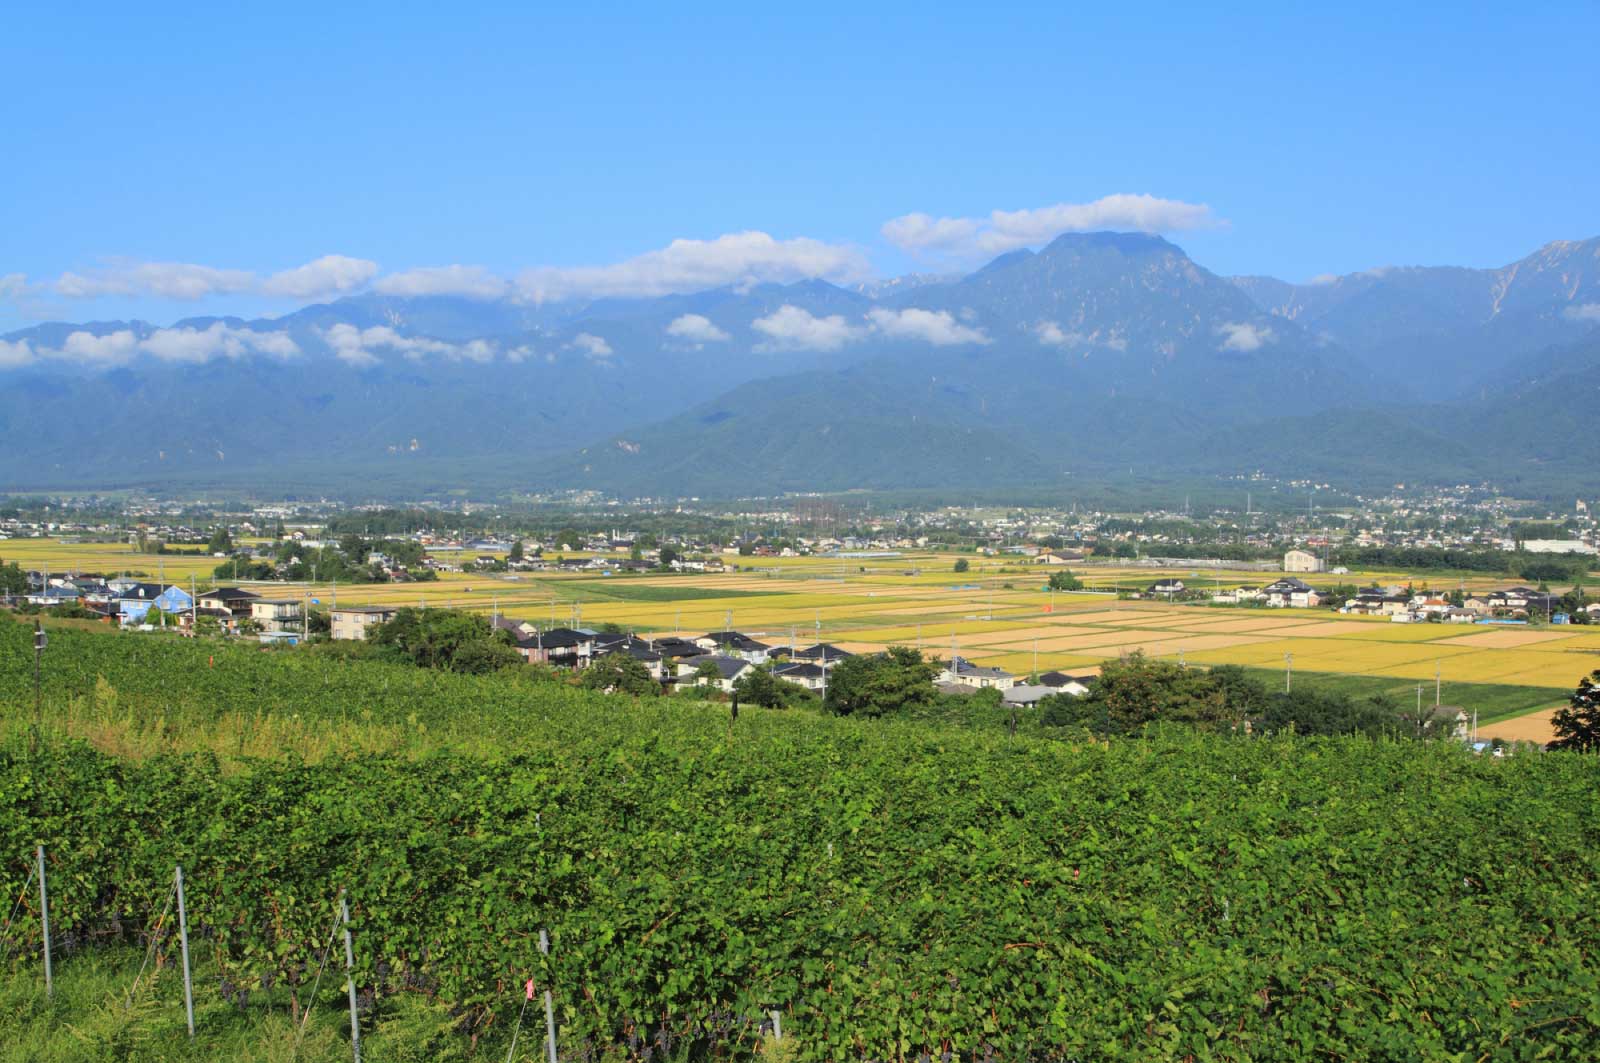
514 627 597 667
1002 684 1061 707
330 605 400 641
1261 578 1321 609
681 654 752 692
197 587 259 619
1429 705 1470 740
939 656 1016 690
648 636 710 663
492 616 539 641
1146 578 1185 598
771 660 827 690
251 599 304 635
1037 671 1094 696
693 631 772 662
1283 549 1325 573
117 583 193 624
790 643 852 666
591 633 667 679
1034 550 1084 565
1211 586 1261 605
1445 608 1478 623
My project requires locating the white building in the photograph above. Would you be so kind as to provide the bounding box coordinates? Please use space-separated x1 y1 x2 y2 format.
1283 549 1325 573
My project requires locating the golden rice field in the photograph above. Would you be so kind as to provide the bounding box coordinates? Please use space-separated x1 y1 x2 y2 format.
6 539 1596 701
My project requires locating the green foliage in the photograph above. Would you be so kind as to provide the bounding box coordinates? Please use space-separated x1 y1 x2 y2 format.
822 645 937 717
1521 558 1584 584
367 607 518 673
581 652 659 696
952 558 969 573
731 666 810 709
1049 652 1241 734
0 560 29 596
1551 669 1600 752
1046 569 1082 591
206 526 233 554
211 557 275 581
3 624 1600 1060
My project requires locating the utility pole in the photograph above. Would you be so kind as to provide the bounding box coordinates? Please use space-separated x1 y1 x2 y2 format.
33 620 45 743
1285 652 1293 693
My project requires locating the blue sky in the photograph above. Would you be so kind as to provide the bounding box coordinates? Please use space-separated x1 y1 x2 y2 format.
3 2 1598 331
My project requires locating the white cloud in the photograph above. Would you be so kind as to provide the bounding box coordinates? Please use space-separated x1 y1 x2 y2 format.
569 332 614 359
880 214 981 254
23 325 301 368
372 265 511 300
262 255 378 299
882 194 1219 259
0 273 26 301
55 262 255 300
866 307 989 346
517 231 869 302
1564 303 1600 323
1217 322 1274 352
137 323 301 364
665 313 731 344
320 323 498 367
1035 321 1078 347
53 255 378 302
61 329 140 363
0 339 34 368
751 305 865 352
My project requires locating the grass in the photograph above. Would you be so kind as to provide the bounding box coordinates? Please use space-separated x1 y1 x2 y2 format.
0 946 478 1063
1237 667 1565 723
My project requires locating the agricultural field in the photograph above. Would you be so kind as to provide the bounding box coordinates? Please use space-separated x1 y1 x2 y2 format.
7 539 1593 726
2 620 1599 1060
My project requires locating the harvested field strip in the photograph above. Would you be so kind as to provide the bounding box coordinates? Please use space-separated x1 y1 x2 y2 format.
1434 630 1580 649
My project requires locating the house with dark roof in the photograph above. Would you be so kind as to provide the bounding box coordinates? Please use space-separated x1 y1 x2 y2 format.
772 660 827 690
592 633 667 678
1262 578 1321 608
693 631 772 662
791 643 852 665
514 627 597 667
197 587 260 619
1037 671 1094 696
679 654 752 692
938 655 1016 690
1146 578 1185 597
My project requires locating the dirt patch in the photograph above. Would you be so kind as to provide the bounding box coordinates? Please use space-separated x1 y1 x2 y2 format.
1477 708 1560 746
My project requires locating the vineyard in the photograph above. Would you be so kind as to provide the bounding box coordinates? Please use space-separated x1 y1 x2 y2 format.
2 618 1600 1059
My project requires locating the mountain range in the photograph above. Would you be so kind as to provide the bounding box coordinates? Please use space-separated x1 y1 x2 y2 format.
3 232 1598 498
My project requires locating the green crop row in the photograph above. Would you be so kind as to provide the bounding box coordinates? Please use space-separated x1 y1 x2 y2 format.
1 618 1599 1059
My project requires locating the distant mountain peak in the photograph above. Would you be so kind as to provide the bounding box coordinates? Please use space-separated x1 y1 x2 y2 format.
1039 230 1178 256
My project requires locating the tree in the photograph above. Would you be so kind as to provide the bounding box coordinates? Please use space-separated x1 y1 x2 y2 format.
508 539 525 563
824 646 938 717
1072 652 1239 734
693 659 722 686
206 526 233 554
340 533 371 564
0 560 26 596
368 607 517 673
732 666 808 709
582 653 659 696
658 544 681 568
1047 569 1082 591
1551 668 1600 752
953 559 970 573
